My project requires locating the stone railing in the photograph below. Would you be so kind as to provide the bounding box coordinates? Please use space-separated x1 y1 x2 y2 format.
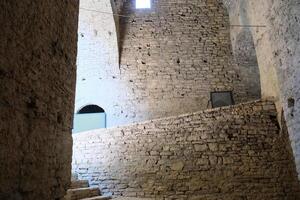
72 100 300 199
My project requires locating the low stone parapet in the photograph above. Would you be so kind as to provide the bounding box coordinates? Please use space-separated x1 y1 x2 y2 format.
73 100 300 199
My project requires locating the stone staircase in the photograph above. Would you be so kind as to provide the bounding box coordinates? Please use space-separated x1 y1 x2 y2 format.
64 180 111 200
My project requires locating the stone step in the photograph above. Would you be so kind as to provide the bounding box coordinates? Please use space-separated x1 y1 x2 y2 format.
70 180 89 189
80 196 111 200
66 187 100 200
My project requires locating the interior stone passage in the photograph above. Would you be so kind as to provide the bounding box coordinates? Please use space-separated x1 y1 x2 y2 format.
1 0 300 199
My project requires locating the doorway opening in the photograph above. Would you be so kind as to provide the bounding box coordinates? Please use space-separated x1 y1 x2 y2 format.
73 105 106 133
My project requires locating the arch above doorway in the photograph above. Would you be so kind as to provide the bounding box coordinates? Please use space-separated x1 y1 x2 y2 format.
78 105 105 114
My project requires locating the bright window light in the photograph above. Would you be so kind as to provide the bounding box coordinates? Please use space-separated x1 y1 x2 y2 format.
136 0 151 9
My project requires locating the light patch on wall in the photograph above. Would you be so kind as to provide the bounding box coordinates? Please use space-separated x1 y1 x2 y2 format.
136 0 151 9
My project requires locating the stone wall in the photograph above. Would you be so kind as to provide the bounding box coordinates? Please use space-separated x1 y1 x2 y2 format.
223 0 300 179
0 1 79 199
114 0 260 125
73 100 300 199
75 0 120 121
222 0 261 100
75 0 260 127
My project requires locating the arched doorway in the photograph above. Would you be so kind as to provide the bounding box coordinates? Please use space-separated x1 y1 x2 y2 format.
75 0 119 128
73 105 106 133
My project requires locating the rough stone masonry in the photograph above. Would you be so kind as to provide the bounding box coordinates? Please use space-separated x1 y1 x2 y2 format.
75 0 261 127
224 0 300 180
73 100 300 200
0 1 79 199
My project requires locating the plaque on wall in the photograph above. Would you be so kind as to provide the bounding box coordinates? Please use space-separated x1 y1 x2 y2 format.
211 91 234 108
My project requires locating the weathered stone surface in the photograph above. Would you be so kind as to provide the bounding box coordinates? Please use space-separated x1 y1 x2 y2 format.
65 187 100 200
114 198 153 200
1 1 299 200
223 0 300 180
64 180 112 200
75 0 120 126
73 100 300 199
71 180 89 189
222 0 261 100
0 1 79 199
170 161 184 171
194 144 208 152
77 0 260 127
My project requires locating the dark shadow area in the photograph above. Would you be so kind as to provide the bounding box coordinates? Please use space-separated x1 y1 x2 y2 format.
78 105 105 114
116 0 131 63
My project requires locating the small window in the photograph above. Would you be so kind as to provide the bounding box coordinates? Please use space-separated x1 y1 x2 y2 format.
211 91 234 108
136 0 151 9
